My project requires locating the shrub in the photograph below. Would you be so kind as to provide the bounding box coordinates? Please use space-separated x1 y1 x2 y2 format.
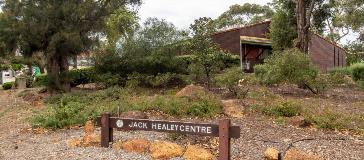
350 63 364 81
33 74 48 86
214 67 245 96
262 101 302 117
329 67 351 76
2 82 14 90
305 111 347 130
11 63 22 71
254 48 319 93
68 67 96 87
33 68 96 87
357 80 364 90
125 72 185 88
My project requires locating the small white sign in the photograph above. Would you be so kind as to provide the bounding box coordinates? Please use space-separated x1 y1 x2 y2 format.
116 120 124 128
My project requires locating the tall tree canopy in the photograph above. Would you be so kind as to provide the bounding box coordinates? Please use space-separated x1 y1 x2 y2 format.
215 3 274 29
0 0 141 92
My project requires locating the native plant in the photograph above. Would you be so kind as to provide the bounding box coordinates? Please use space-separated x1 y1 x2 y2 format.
254 48 320 93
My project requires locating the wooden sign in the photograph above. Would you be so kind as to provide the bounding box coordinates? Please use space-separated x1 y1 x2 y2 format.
97 113 241 160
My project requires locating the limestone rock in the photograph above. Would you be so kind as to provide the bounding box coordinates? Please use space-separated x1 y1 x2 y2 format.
264 147 279 160
221 99 244 118
84 120 95 136
119 111 148 119
149 141 184 159
284 148 322 160
175 84 209 99
112 141 124 150
82 134 101 147
122 139 150 153
183 145 215 160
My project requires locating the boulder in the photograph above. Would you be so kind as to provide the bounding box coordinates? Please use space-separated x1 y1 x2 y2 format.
122 139 150 153
221 99 244 118
149 141 184 159
183 145 215 160
264 147 279 160
284 148 322 160
176 84 209 99
119 111 148 119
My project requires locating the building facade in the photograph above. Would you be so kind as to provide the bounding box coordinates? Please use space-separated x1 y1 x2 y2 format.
212 20 346 72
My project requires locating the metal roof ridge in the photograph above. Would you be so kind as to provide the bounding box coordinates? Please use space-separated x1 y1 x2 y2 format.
212 20 271 36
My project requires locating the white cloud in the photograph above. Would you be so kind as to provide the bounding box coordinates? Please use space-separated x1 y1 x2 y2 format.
139 0 272 29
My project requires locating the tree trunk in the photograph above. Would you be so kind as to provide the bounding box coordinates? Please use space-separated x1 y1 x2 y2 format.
60 56 71 92
72 55 77 69
46 55 71 93
295 0 315 54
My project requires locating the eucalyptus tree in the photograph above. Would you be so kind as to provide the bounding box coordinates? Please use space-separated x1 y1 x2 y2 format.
215 3 274 29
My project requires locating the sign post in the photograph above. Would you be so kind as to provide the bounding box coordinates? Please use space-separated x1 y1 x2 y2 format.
97 113 240 160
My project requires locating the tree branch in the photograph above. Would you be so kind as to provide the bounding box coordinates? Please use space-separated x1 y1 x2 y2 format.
304 0 316 30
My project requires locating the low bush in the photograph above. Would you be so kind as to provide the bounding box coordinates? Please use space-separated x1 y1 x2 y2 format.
68 67 96 87
262 101 302 117
120 93 222 117
2 82 14 90
305 111 348 130
33 68 96 87
357 80 364 90
126 72 186 88
329 67 351 76
254 48 319 93
214 67 245 96
31 87 222 129
33 74 48 86
350 63 364 82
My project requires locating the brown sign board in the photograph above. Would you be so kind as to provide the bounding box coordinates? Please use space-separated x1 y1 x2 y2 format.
97 118 240 138
96 113 240 160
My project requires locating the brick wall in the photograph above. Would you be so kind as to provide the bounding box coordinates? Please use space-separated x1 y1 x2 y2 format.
309 33 347 72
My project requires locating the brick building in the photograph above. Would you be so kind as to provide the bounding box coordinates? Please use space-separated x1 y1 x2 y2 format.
212 20 346 72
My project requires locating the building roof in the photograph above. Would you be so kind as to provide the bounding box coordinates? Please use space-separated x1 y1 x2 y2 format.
240 36 272 46
213 20 271 36
213 20 346 52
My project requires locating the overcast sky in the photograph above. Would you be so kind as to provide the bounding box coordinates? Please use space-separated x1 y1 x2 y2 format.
138 0 357 44
139 0 272 29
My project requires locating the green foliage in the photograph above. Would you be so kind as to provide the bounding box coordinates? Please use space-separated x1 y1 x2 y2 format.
33 74 48 86
1 0 141 91
94 18 189 87
2 82 14 90
214 67 246 97
357 80 364 90
32 87 222 129
254 48 319 92
188 17 229 86
33 68 96 87
269 9 297 51
10 63 22 71
305 111 348 130
262 101 302 117
345 42 364 65
215 3 274 29
329 67 352 76
121 93 222 117
68 67 96 87
350 63 364 81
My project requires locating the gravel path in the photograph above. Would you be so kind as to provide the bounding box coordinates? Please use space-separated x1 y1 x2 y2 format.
1 90 364 160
